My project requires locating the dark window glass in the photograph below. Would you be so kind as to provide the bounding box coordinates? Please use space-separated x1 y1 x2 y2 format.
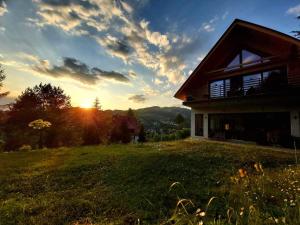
226 54 240 71
243 74 261 95
210 68 287 98
242 50 261 66
210 80 224 98
225 50 263 71
225 79 230 97
228 76 243 97
262 69 287 90
195 114 203 136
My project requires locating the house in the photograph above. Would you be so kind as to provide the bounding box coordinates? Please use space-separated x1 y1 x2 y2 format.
174 19 300 146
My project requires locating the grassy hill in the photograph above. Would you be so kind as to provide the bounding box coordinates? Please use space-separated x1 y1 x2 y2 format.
0 140 299 225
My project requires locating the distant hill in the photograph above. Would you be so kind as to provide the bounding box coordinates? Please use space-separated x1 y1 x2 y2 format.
110 106 191 129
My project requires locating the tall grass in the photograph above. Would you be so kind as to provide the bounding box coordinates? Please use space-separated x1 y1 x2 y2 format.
166 163 300 225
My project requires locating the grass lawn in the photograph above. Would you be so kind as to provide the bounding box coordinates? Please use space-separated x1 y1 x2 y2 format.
0 139 299 225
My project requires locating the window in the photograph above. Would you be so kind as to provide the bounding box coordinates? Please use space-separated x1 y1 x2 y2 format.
228 76 243 97
262 69 287 90
243 74 262 95
195 114 203 136
225 49 263 71
209 68 287 99
242 50 262 67
227 55 240 70
210 80 225 98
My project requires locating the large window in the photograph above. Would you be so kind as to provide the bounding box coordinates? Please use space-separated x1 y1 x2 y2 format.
209 68 287 98
210 80 225 98
243 73 261 95
225 50 263 71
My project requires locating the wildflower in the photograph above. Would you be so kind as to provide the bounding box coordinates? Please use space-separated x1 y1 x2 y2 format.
238 168 247 178
196 208 206 217
290 202 296 207
198 220 203 225
240 207 244 216
199 211 206 217
254 162 263 173
284 199 287 202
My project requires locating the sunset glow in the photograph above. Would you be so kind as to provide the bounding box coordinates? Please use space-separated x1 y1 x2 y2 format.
0 0 299 110
80 101 93 109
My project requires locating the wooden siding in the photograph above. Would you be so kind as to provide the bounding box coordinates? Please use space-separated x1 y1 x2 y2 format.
288 58 300 86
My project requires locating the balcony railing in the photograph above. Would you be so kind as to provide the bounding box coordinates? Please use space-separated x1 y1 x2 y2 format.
209 69 288 99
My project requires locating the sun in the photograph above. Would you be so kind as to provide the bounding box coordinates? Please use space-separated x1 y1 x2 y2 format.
80 101 93 109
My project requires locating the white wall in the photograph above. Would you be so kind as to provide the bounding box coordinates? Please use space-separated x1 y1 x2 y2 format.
290 111 300 137
191 109 208 138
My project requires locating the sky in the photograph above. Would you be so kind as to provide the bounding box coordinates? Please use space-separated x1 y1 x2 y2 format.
0 0 299 110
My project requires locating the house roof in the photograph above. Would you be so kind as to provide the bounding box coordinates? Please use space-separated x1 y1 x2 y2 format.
174 19 300 101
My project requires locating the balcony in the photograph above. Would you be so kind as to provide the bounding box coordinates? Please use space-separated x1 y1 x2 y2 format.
209 68 288 99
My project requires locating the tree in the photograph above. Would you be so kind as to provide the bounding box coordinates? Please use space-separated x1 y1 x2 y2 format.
28 119 52 149
138 124 146 143
93 97 101 110
175 113 185 125
0 64 9 98
11 83 71 114
292 16 300 38
127 108 135 118
4 83 71 150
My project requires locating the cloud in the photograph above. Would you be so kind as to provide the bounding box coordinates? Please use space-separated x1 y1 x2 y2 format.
91 68 129 82
31 0 205 85
0 95 15 106
154 77 163 85
201 16 218 32
287 4 300 16
128 94 147 103
0 0 7 16
96 35 132 62
32 56 130 85
128 70 137 78
222 11 229 20
16 52 41 64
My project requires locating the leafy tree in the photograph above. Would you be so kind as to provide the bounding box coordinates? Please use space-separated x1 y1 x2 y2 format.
174 113 185 125
4 83 71 150
120 119 131 143
0 64 9 98
28 119 51 148
127 108 135 118
292 16 300 38
138 124 146 143
10 83 70 114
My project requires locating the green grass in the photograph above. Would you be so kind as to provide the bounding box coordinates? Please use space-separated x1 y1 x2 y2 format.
0 140 299 225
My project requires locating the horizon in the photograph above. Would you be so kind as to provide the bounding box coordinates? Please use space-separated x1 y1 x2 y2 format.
0 0 299 110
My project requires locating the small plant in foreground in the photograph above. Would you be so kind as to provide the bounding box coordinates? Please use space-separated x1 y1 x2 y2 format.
28 119 51 149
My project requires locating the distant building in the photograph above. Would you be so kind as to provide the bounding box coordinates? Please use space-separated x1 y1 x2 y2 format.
175 19 300 146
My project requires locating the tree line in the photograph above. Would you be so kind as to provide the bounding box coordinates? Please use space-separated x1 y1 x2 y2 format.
0 65 145 151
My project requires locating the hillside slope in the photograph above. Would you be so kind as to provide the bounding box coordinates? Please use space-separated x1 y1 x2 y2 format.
0 140 298 225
